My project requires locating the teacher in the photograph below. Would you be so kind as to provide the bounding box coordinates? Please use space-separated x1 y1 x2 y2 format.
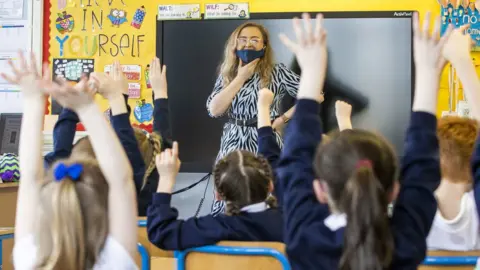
206 22 299 215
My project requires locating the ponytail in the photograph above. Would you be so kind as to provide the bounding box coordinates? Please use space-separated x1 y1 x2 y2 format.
40 179 86 270
339 166 393 270
141 132 162 190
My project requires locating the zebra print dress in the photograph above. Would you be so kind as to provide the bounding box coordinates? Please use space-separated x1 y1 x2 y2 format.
207 63 300 215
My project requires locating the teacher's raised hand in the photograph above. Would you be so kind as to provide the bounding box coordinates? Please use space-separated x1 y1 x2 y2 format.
237 58 260 81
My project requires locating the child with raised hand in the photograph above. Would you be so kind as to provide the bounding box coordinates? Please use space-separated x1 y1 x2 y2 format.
90 60 148 213
146 140 282 250
276 12 449 270
5 52 138 269
430 23 480 251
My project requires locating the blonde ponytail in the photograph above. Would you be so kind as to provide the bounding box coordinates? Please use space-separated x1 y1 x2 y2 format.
141 132 162 190
36 158 109 270
38 180 86 270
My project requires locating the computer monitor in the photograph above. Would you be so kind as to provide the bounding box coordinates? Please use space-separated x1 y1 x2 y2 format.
0 113 22 155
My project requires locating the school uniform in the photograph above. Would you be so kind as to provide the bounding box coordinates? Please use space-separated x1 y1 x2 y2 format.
13 234 137 270
147 193 283 250
137 97 173 216
257 126 283 206
277 99 441 270
427 191 480 250
146 123 284 250
110 95 146 196
43 108 79 168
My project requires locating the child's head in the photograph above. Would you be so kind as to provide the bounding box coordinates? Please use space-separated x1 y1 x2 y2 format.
133 128 162 189
72 128 163 190
213 150 275 215
313 129 399 270
437 116 478 184
36 156 109 270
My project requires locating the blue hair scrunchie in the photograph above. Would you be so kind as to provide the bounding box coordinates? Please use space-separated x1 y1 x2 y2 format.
54 163 83 182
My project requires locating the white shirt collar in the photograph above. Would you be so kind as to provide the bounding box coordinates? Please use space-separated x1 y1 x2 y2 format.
241 202 269 213
324 213 347 231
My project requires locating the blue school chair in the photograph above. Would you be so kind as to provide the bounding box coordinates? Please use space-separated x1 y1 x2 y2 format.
137 242 150 270
423 256 478 266
174 244 291 270
138 219 147 227
0 232 14 269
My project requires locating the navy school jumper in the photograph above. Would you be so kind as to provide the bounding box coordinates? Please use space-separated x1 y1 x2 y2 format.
138 96 173 216
277 99 441 270
146 126 284 251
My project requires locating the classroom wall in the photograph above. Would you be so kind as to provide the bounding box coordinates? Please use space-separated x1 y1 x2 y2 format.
42 0 472 117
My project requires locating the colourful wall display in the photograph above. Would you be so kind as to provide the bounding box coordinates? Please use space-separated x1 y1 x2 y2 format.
49 0 157 125
47 0 474 120
439 0 480 51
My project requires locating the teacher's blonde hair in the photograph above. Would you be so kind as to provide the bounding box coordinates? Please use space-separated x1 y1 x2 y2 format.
219 22 275 88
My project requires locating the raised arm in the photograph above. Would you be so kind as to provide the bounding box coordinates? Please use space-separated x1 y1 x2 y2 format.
275 14 331 265
150 57 173 149
40 72 137 257
335 100 352 131
390 13 451 267
43 107 79 168
1 52 44 241
442 24 480 218
92 61 146 194
257 88 284 206
206 60 257 117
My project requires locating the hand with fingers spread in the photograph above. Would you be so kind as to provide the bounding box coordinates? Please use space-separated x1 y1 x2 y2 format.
443 24 472 66
279 13 327 102
150 57 168 99
335 100 353 131
156 141 181 193
0 51 42 97
413 12 453 75
280 13 327 77
412 11 453 114
90 60 128 100
39 67 96 112
237 58 260 82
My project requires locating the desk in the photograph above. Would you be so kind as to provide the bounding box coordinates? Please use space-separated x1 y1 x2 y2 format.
0 228 14 270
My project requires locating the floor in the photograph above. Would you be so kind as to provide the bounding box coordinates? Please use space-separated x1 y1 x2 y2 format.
169 173 216 219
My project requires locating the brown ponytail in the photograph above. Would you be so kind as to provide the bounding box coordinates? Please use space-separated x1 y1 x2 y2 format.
213 150 275 216
339 166 393 270
314 129 399 270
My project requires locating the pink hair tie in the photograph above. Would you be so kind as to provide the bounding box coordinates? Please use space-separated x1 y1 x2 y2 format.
356 159 372 169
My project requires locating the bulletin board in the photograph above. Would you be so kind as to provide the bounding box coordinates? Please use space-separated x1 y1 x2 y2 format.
48 0 158 126
439 0 480 51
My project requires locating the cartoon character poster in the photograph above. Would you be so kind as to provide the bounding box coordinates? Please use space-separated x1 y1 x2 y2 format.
440 0 480 50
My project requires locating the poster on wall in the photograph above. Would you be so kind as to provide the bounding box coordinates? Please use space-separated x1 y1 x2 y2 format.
49 0 156 121
204 3 250 19
439 0 480 51
52 58 95 81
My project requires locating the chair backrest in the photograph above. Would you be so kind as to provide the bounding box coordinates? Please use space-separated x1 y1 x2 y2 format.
137 218 174 258
419 250 480 270
174 241 289 270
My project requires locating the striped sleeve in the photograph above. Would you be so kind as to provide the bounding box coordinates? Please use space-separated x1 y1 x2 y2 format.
277 63 300 98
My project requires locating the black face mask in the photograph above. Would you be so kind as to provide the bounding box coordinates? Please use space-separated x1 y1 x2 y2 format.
236 48 265 64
